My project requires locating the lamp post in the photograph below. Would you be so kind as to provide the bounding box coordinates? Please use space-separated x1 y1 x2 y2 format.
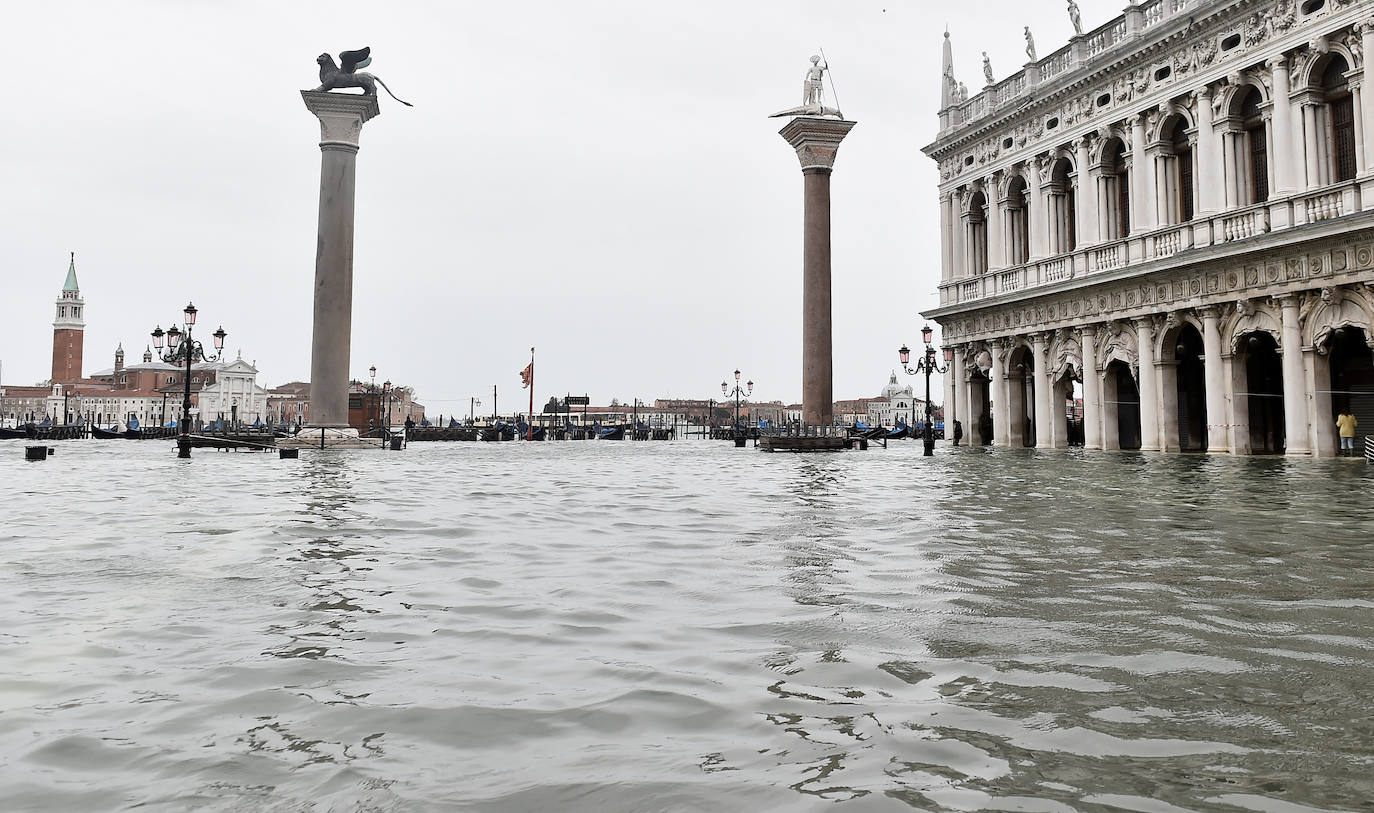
382 380 393 431
898 324 954 457
470 397 481 425
368 364 378 432
151 302 227 459
721 369 753 441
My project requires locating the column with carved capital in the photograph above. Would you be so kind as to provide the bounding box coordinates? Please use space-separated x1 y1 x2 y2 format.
1027 157 1048 261
990 339 1010 447
1195 86 1219 215
1268 58 1297 196
779 116 857 428
940 192 955 282
1277 295 1311 455
1129 114 1155 233
987 173 1006 271
1362 18 1374 206
1199 306 1229 453
1134 318 1160 451
1081 324 1102 450
1074 137 1099 247
301 91 380 434
1030 332 1052 447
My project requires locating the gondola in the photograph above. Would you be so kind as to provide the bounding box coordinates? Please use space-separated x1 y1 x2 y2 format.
598 426 625 440
90 426 121 439
0 426 31 440
888 425 910 439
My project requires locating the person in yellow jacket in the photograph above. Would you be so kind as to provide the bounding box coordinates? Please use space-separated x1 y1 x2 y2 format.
1336 409 1358 456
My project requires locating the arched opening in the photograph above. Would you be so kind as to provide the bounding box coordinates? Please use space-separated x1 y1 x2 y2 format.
1173 325 1207 451
1102 360 1141 450
1008 345 1035 447
1236 86 1269 204
1320 56 1355 183
1163 116 1194 224
1048 157 1077 254
967 190 989 275
968 369 992 445
1050 369 1083 447
1100 138 1130 240
1328 327 1373 452
1006 175 1030 265
1241 331 1285 454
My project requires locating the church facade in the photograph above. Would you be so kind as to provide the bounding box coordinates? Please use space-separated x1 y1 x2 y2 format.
924 0 1374 456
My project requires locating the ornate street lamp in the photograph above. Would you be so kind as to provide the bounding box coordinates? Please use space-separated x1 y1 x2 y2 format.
369 364 378 432
721 369 754 443
151 302 226 458
898 324 954 457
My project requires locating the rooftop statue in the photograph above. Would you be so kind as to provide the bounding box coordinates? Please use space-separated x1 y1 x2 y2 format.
1068 0 1083 35
982 52 994 85
313 47 414 107
1024 27 1037 62
770 54 843 119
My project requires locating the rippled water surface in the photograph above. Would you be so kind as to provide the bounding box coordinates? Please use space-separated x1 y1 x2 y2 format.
2 439 1372 812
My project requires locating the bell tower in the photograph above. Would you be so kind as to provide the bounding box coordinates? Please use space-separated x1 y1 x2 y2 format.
51 252 85 384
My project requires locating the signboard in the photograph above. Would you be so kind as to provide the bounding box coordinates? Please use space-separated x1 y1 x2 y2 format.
566 395 590 406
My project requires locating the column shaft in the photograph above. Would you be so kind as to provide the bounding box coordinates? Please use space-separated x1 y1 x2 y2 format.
1267 61 1291 160
1135 320 1160 451
987 182 1006 270
1027 167 1047 260
1196 87 1219 214
940 194 954 282
308 144 359 428
802 167 834 427
1200 308 1228 453
1279 297 1310 455
991 343 1010 447
1032 333 1052 447
1364 23 1374 176
1082 327 1102 449
945 347 959 443
1075 139 1099 246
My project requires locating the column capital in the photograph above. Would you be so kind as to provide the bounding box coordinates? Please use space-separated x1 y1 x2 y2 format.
1358 15 1374 36
302 91 381 148
1267 55 1290 74
1132 316 1155 337
1196 304 1221 320
1272 293 1303 310
778 117 858 172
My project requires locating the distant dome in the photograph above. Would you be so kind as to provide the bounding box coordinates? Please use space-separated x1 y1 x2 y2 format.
879 371 912 399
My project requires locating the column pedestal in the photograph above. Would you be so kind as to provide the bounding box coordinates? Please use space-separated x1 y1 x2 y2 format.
779 116 857 429
301 90 381 444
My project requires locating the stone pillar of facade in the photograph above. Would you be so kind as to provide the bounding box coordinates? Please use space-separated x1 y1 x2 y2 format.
779 116 858 428
1130 114 1155 232
1027 160 1047 260
987 173 1006 270
1301 103 1321 190
301 91 381 432
953 196 968 278
1031 332 1053 447
1199 306 1229 453
990 340 1010 447
1134 318 1160 451
940 193 955 282
1364 20 1374 167
962 355 980 445
1277 294 1311 455
1350 83 1366 177
1074 137 1099 246
1195 86 1219 215
946 346 961 443
1081 325 1102 449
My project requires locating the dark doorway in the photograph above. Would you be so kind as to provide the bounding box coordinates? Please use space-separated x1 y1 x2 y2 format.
1175 325 1206 451
1329 327 1374 446
1244 332 1285 454
1108 360 1141 450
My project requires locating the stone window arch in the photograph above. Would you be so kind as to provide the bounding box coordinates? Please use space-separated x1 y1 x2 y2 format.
966 189 989 275
1099 137 1130 240
1004 174 1030 265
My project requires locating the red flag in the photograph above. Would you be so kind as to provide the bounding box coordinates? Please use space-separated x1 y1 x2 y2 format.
520 362 533 388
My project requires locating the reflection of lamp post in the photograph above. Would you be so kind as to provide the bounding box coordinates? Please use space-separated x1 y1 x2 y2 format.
382 380 393 430
898 324 954 457
721 369 753 440
152 303 227 459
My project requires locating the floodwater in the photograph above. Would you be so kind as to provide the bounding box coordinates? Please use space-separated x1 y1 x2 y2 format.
2 438 1372 812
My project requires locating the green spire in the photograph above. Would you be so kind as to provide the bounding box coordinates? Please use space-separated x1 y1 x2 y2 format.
62 252 79 293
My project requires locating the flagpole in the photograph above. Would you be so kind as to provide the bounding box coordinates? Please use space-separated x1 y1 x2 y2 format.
527 347 535 441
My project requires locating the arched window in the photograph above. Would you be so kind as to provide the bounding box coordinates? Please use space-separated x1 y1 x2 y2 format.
1168 118 1194 223
967 190 989 275
1321 56 1355 182
1048 157 1076 254
1005 175 1030 265
1101 138 1130 240
1239 87 1269 203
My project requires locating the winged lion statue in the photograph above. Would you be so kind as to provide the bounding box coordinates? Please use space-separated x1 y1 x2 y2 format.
314 47 413 107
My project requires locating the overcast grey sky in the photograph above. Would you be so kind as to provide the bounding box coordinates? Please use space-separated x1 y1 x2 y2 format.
2 0 1097 414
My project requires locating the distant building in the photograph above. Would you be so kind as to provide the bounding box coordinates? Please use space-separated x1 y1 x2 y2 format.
866 372 926 427
267 380 426 429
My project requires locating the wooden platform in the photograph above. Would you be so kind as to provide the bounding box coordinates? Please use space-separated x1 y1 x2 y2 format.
758 436 849 453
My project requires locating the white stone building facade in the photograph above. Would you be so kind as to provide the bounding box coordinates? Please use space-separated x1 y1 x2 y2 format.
925 0 1374 456
866 373 924 427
